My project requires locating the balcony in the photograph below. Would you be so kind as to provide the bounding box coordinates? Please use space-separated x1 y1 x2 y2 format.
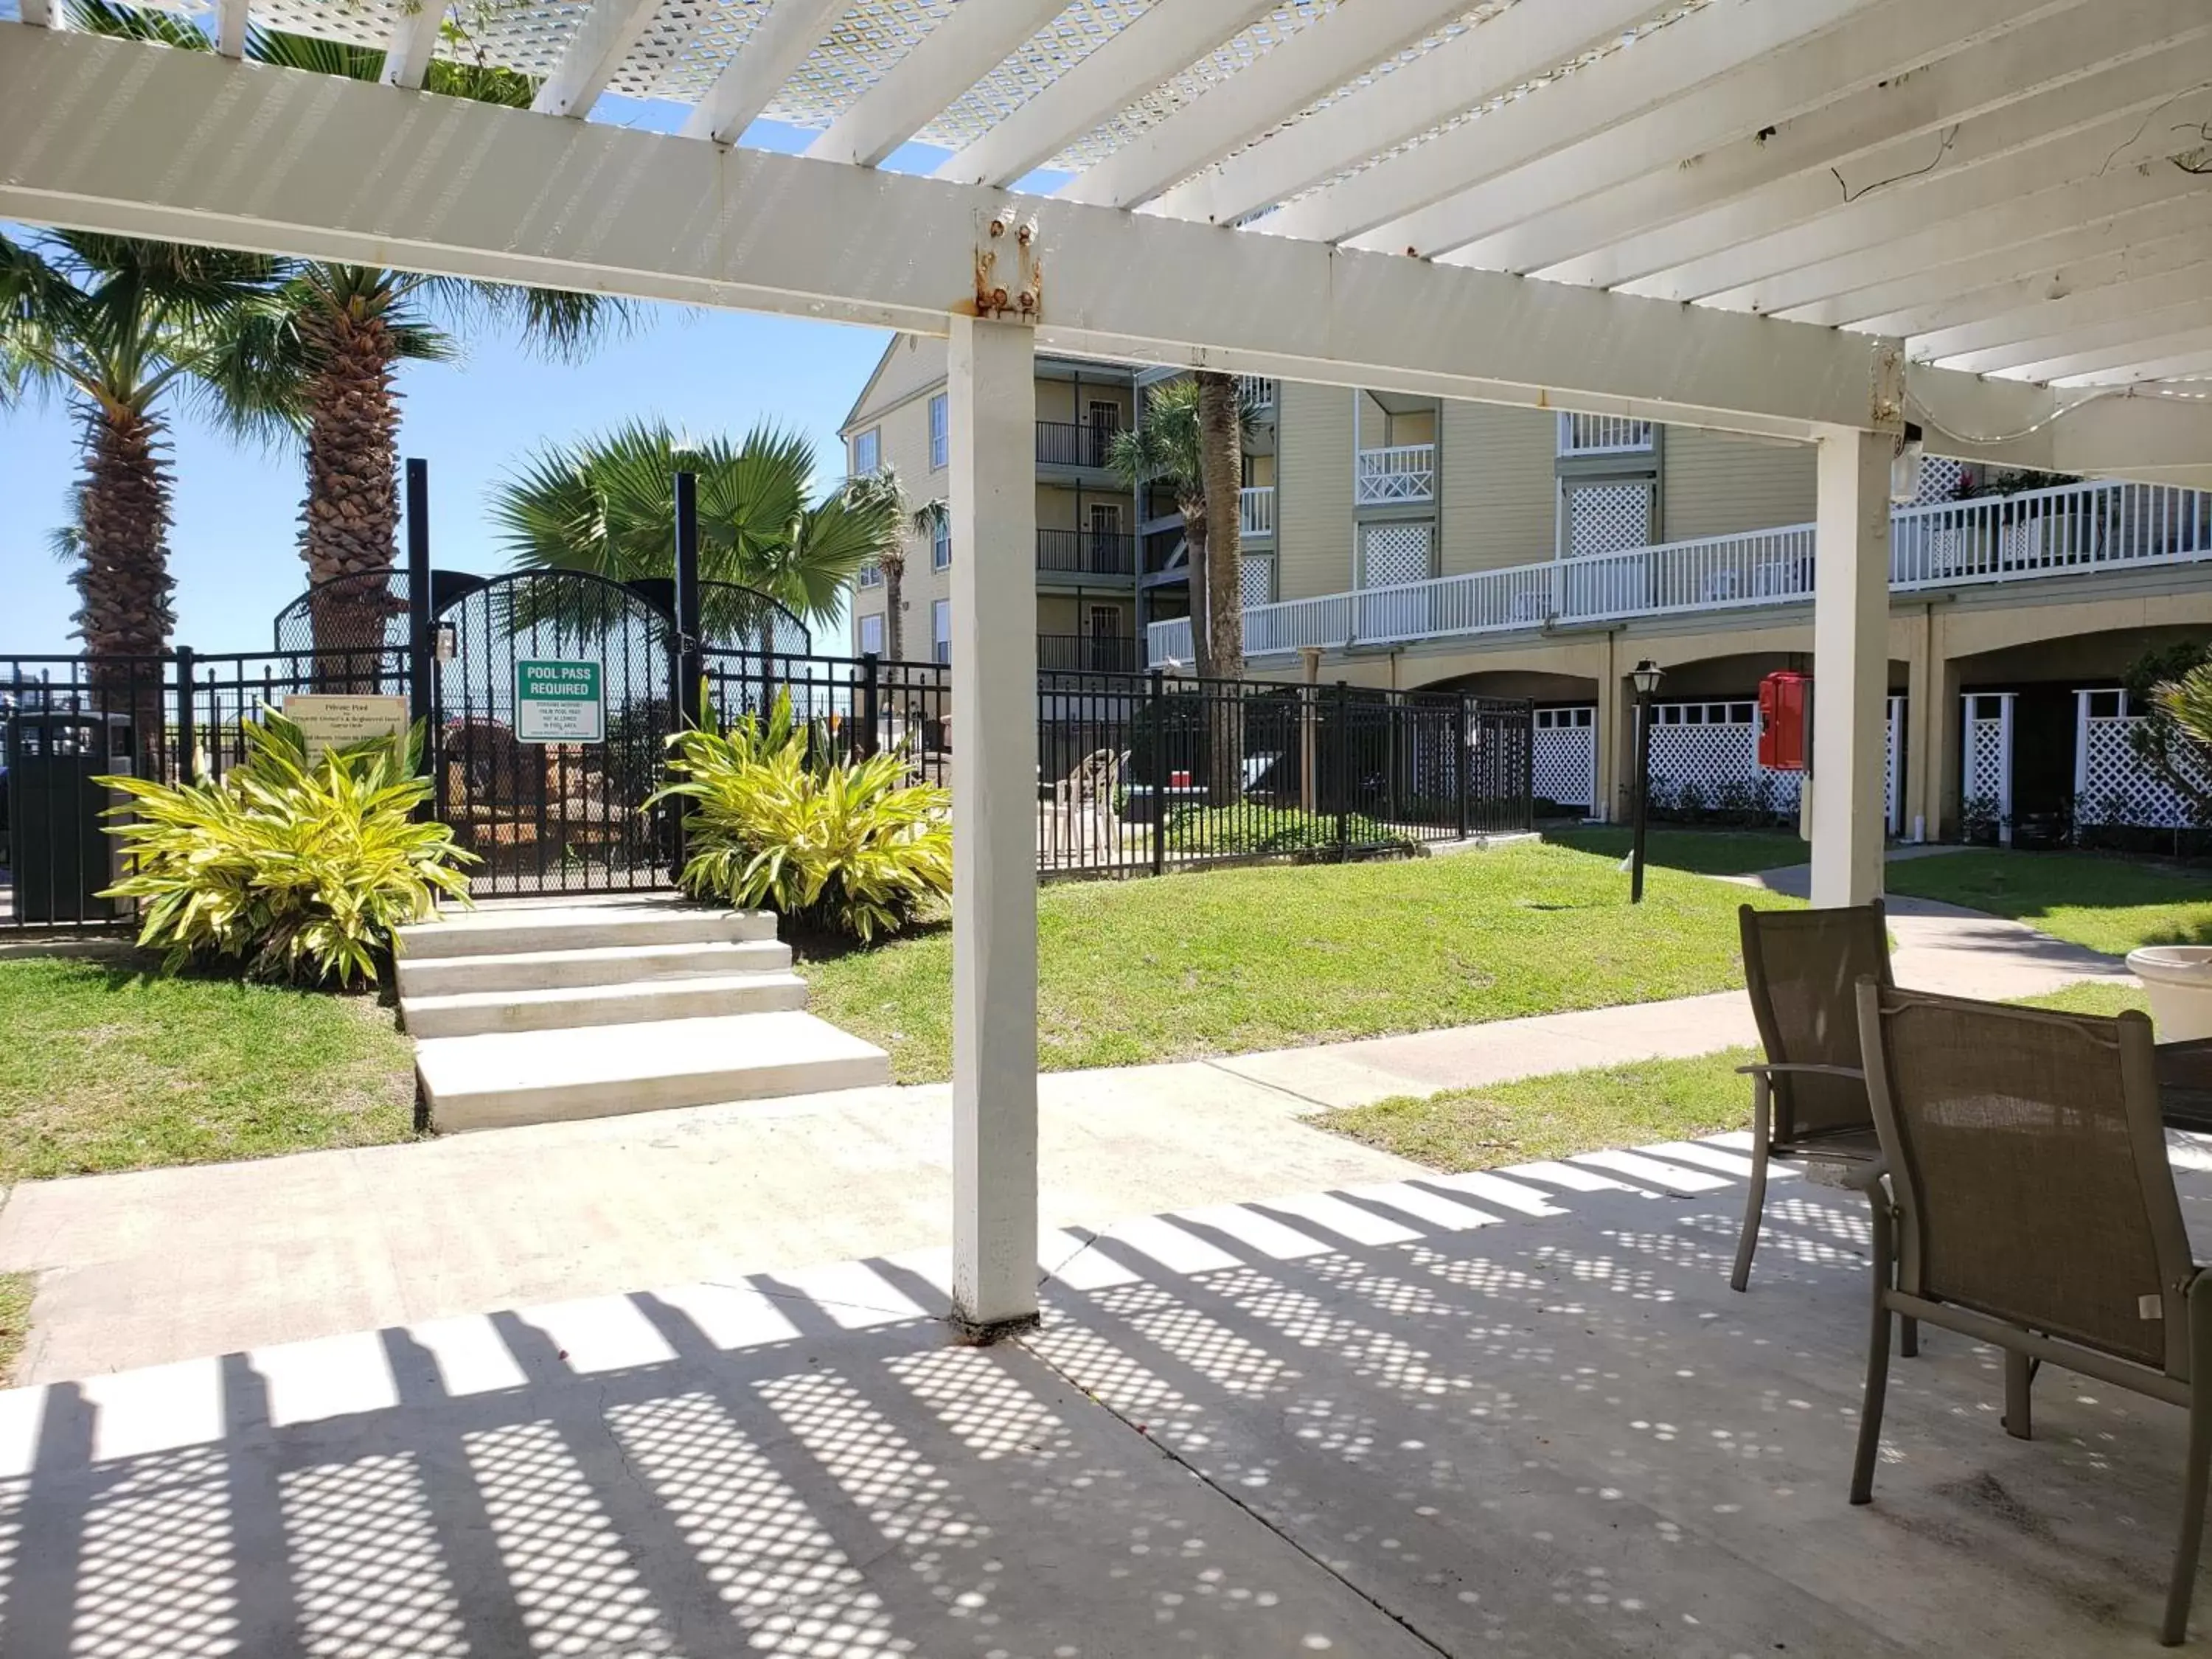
1037 526 1136 577
1238 485 1274 539
1035 420 1120 469
1239 375 1278 411
1557 413 1655 456
1037 633 1139 672
1354 443 1435 505
1148 479 2212 666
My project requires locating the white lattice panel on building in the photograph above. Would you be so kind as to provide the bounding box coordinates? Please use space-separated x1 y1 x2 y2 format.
2076 693 2212 828
1239 556 1276 607
1566 482 1653 558
1646 701 1801 817
1362 522 1433 588
1534 706 1596 809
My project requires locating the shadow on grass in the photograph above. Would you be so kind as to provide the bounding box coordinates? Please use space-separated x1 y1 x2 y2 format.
1541 825 1805 879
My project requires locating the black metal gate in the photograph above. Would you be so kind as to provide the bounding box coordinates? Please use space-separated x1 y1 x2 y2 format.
429 570 679 896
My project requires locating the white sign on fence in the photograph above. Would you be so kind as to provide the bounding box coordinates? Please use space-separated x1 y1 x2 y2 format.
514 659 605 743
283 694 409 765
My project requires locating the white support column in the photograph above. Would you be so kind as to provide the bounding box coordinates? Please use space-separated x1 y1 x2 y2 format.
1810 426 1891 907
948 315 1039 1337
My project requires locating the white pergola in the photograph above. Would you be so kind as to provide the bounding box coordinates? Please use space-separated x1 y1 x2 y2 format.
6 0 2212 1333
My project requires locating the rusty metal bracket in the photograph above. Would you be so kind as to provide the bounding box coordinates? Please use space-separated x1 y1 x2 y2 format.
973 208 1043 323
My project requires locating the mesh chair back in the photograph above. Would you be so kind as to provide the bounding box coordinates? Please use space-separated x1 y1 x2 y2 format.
1857 985 2190 1374
1739 902 1891 1142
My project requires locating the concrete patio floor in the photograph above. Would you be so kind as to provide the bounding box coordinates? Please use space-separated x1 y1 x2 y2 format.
1 1132 2207 1656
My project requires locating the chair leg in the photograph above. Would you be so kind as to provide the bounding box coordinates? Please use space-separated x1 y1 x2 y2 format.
1901 1316 1919 1360
2003 1349 2033 1441
2164 1286 2212 1646
1851 1200 1896 1506
1731 1074 1771 1293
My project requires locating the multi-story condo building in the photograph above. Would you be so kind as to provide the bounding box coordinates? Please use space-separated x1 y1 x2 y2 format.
845 336 2212 846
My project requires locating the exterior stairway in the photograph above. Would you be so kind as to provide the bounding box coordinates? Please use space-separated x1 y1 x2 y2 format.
395 897 888 1132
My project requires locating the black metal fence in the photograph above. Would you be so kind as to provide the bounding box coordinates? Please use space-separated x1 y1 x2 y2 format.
1 639 1531 928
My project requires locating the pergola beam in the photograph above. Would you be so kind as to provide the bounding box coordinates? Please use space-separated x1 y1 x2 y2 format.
215 0 249 59
1416 0 2084 266
379 3 441 89
529 0 661 119
1933 287 2212 375
678 0 844 147
1905 364 2212 481
1057 0 1471 211
1145 0 1663 229
14 0 52 27
1680 113 2212 313
0 28 1904 442
1539 26 2212 293
1899 243 2212 356
2064 348 2212 390
807 0 1067 170
934 0 1277 189
1268 0 1874 250
1487 0 2190 282
2023 323 2212 386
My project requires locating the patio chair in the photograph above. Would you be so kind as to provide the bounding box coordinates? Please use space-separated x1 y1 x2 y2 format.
1731 900 1891 1295
1848 983 2212 1646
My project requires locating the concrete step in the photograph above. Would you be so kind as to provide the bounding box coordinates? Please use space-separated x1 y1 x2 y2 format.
393 939 793 999
396 900 777 961
415 1012 890 1132
400 970 812 1039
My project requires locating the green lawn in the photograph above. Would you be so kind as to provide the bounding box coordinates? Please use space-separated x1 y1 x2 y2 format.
1319 980 2152 1172
1882 852 2212 956
0 954 418 1183
803 841 1799 1082
1541 826 1806 877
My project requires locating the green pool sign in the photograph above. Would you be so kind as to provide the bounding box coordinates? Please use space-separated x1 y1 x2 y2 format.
514 659 604 743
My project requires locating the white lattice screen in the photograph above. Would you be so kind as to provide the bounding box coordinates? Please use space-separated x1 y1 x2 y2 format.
1240 556 1276 607
1534 706 1596 810
1565 481 1653 557
2073 691 2212 828
1362 521 1433 587
1641 699 1905 831
1913 457 1967 505
1963 694 2014 831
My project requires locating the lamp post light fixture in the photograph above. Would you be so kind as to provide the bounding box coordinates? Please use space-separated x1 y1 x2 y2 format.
1630 658 1664 904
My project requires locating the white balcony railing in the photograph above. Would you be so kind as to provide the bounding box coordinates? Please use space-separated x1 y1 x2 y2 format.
1354 443 1435 504
1239 375 1278 410
1147 479 2212 667
1557 413 1655 456
1239 485 1274 538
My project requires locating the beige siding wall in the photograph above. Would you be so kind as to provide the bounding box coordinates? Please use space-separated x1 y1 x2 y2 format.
847 377 942 655
1662 428 1816 542
1275 381 1354 600
1440 403 1557 574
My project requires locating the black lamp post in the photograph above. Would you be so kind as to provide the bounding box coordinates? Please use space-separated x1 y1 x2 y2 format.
1630 658 1664 903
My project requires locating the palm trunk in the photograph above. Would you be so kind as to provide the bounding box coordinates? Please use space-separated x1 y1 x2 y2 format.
1181 504 1214 681
77 404 174 773
302 305 402 687
883 558 906 661
1196 371 1245 807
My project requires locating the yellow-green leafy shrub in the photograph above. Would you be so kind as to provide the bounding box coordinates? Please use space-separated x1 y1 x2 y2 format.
654 695 950 942
99 711 475 985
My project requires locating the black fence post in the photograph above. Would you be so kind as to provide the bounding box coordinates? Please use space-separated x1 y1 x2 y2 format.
859 651 881 759
1335 679 1351 859
1456 695 1471 841
173 645 196 786
1150 668 1167 877
404 458 433 754
672 470 703 878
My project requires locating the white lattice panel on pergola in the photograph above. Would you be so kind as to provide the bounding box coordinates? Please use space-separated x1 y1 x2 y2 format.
1533 705 1596 810
2073 691 2212 828
1361 521 1433 588
1565 481 1652 559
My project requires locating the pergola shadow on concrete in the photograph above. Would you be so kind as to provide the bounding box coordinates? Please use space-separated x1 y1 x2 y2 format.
8 0 2212 1337
1 1135 2208 1655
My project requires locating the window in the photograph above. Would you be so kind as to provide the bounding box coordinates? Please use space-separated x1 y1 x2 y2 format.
933 515 951 571
932 599 952 664
859 613 884 656
850 427 879 476
857 560 882 588
928 394 948 470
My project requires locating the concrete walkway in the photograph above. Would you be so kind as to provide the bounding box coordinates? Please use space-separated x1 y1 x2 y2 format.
1 874 2133 1383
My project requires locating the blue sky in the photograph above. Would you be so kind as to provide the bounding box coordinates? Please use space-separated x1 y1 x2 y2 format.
0 96 972 660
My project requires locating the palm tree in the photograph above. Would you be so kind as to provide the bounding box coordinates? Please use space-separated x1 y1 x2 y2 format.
843 467 946 661
1105 377 1255 682
72 2 627 649
0 232 288 723
490 419 905 655
1196 371 1246 684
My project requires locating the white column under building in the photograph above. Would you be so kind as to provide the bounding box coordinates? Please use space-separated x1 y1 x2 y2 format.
1809 428 1893 908
947 315 1041 1335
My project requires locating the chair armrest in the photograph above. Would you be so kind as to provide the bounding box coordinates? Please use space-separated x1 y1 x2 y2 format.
1734 1062 1867 1082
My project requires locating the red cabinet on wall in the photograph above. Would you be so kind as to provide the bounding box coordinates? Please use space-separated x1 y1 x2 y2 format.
1758 672 1811 772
